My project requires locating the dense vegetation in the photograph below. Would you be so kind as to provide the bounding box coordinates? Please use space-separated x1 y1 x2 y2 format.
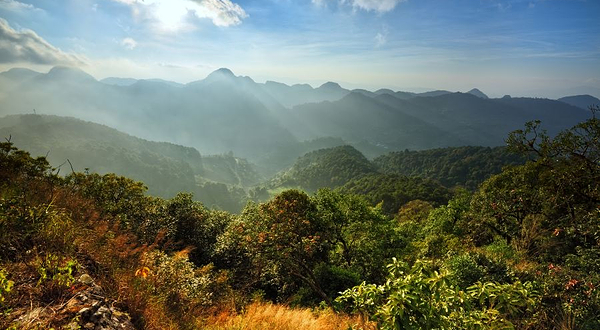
271 145 376 192
0 111 598 329
339 173 452 215
374 146 527 190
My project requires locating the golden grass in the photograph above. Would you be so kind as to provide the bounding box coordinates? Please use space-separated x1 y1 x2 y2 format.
204 301 375 330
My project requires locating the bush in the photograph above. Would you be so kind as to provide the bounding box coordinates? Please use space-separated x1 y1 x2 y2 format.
336 258 539 329
0 269 14 306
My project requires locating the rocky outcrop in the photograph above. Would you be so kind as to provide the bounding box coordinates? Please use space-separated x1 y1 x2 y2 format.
60 274 135 330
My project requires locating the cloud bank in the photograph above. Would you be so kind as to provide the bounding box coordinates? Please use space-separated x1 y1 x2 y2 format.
0 19 84 65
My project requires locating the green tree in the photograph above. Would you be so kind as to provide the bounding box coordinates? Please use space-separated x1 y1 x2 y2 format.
471 109 599 256
228 190 334 306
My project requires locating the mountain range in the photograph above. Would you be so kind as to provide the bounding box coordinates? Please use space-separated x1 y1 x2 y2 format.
0 66 595 173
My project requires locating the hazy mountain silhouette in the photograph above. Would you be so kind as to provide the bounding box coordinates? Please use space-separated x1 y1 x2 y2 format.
467 88 489 99
0 66 297 160
288 92 466 154
261 80 351 108
100 77 138 86
0 66 592 165
558 95 600 110
101 77 184 88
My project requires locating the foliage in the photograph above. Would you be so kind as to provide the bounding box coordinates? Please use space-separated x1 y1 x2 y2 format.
0 269 13 305
226 190 334 305
339 173 452 215
1 110 599 329
471 109 599 258
36 254 79 287
139 250 216 312
374 146 526 190
166 193 233 265
336 258 539 330
273 145 376 192
313 189 402 283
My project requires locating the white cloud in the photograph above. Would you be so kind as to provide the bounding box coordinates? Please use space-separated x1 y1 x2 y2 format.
110 0 247 30
0 0 44 13
193 0 248 27
121 37 137 50
0 18 85 65
352 0 406 12
375 32 386 47
92 3 98 12
312 0 405 13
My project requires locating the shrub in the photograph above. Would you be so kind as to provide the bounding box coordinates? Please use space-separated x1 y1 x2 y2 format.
336 258 539 329
0 269 14 305
139 250 216 317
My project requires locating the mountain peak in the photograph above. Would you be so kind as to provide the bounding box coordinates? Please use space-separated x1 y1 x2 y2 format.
318 81 342 90
202 68 237 84
0 67 41 80
46 66 96 81
467 88 489 99
211 68 235 77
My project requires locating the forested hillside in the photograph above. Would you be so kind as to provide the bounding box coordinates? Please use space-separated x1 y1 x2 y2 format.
374 146 527 190
271 145 376 192
0 114 260 212
1 113 598 329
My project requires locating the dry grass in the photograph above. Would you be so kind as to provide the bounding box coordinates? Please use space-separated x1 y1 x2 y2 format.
204 301 375 330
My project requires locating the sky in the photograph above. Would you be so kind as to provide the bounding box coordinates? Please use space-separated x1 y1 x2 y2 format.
0 0 599 98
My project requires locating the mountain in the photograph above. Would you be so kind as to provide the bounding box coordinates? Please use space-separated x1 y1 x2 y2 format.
261 80 350 108
467 88 489 99
0 114 262 211
378 92 590 146
0 67 41 82
415 90 452 98
558 95 600 110
374 146 526 190
101 77 184 88
494 96 590 137
0 66 298 161
144 78 184 88
271 145 376 192
0 66 591 166
100 77 138 86
288 92 466 154
269 144 452 214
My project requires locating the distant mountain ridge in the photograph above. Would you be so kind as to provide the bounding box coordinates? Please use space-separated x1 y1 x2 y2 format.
0 66 594 168
558 95 600 110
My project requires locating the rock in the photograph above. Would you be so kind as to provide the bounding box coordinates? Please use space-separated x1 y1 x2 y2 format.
79 274 94 285
57 280 135 330
78 307 92 316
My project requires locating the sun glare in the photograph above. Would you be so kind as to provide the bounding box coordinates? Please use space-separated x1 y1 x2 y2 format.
145 0 196 31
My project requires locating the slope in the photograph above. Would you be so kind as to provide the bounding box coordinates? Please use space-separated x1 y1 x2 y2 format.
374 146 527 190
289 92 466 154
0 114 262 211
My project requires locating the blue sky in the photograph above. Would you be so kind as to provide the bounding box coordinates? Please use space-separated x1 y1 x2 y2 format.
0 0 599 97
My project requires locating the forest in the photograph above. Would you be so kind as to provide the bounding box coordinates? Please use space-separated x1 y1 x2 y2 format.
1 109 598 329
